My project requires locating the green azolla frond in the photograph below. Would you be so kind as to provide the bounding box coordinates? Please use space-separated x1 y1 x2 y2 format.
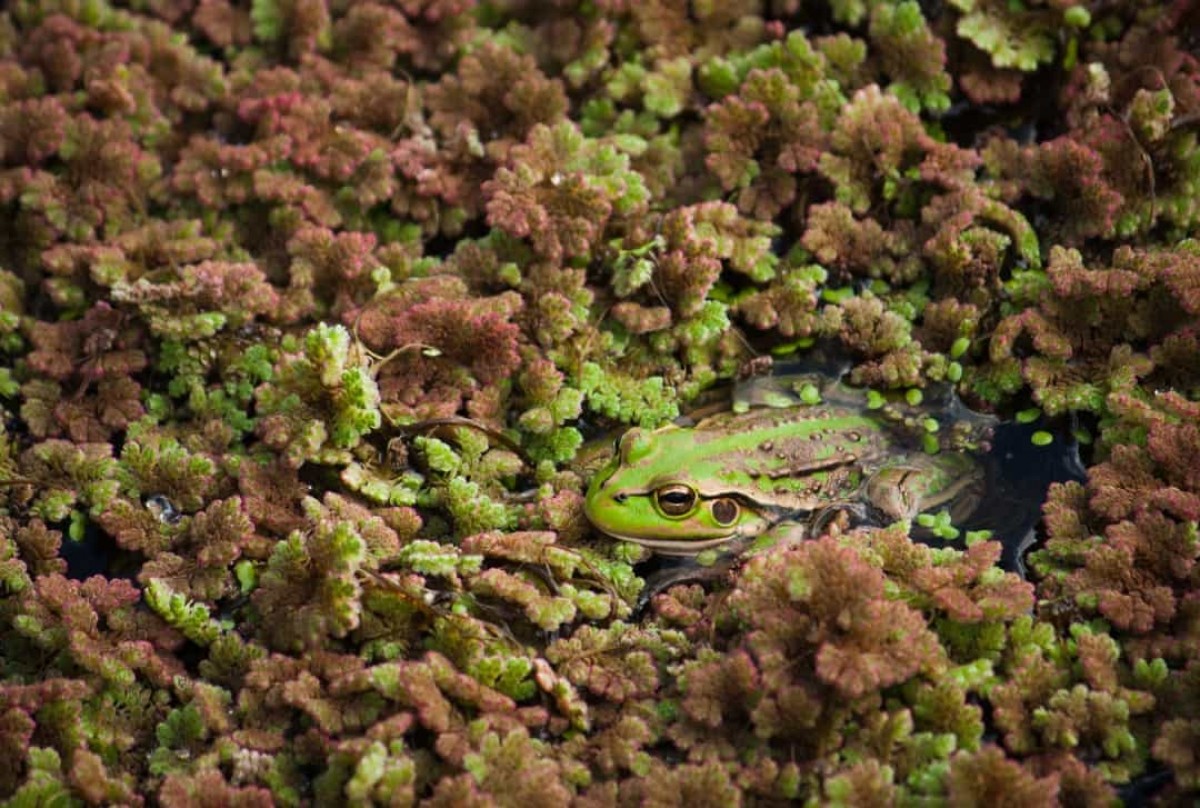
643 57 693 119
951 0 1056 71
443 477 514 536
144 578 222 645
230 343 275 384
610 235 664 298
331 366 381 447
396 540 483 578
119 436 215 511
149 702 210 775
0 368 18 397
470 654 537 701
660 301 731 364
526 426 583 464
305 322 351 387
154 703 207 749
577 361 679 427
5 747 80 808
414 436 461 475
343 740 417 805
250 0 284 42
341 462 422 506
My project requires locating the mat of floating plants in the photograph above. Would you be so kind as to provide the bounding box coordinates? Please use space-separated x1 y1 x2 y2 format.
1 0 1199 804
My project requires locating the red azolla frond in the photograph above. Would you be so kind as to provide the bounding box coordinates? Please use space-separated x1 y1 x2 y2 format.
113 219 223 269
356 277 525 397
1041 480 1094 547
947 746 1060 808
1089 445 1200 523
20 574 186 685
835 294 913 357
392 125 488 214
426 42 567 156
616 759 743 808
238 459 308 539
27 302 147 386
0 678 93 796
985 135 1123 244
192 0 254 48
649 201 777 316
390 0 478 71
19 14 100 92
910 542 1035 623
110 260 280 340
0 97 69 167
820 84 945 214
1065 540 1178 633
330 3 417 72
242 650 380 736
172 136 281 209
397 298 523 386
426 727 572 808
1099 391 1200 518
97 497 177 555
802 201 918 283
18 376 144 443
729 538 946 700
485 121 648 262
13 520 67 577
286 225 378 315
546 622 672 703
678 648 759 729
158 769 274 808
704 67 825 218
1105 511 1197 584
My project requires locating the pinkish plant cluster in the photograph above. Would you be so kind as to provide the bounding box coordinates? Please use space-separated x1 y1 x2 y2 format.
0 0 1198 803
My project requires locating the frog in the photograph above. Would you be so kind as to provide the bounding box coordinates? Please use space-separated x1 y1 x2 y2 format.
583 401 986 558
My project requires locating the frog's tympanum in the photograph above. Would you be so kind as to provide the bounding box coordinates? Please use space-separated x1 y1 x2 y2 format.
584 403 985 557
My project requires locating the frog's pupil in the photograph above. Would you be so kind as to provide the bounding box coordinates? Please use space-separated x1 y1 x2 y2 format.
655 485 697 516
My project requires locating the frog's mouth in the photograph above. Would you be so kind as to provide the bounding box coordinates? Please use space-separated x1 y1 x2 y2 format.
601 532 742 556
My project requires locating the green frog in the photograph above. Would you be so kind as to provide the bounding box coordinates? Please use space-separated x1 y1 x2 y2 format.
583 401 986 557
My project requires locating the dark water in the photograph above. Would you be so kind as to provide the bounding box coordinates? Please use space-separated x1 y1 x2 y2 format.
959 414 1087 575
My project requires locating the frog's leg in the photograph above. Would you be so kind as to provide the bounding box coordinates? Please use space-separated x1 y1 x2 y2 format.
807 502 872 538
863 453 985 523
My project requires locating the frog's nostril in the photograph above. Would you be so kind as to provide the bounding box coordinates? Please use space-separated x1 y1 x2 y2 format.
614 493 627 503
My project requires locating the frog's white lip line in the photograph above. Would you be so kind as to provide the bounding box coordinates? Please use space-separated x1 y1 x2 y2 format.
601 533 737 553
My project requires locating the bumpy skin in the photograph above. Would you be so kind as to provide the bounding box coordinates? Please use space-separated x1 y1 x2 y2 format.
584 404 984 555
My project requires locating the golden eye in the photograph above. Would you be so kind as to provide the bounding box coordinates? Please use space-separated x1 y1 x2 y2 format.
654 484 697 517
710 498 739 526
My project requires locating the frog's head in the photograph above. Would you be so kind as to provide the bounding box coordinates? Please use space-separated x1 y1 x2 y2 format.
583 427 773 555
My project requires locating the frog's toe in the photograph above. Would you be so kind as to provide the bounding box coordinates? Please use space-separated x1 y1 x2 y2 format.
810 502 872 537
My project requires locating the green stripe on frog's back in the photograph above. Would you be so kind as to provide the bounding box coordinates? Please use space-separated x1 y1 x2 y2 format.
613 405 890 512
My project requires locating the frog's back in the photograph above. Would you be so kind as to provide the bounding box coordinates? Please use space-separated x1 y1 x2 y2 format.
647 405 891 507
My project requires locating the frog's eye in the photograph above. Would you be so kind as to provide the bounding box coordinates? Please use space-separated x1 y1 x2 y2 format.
654 484 697 517
710 498 739 526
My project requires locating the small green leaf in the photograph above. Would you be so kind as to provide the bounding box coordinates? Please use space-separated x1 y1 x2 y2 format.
1031 430 1054 446
1016 407 1041 424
